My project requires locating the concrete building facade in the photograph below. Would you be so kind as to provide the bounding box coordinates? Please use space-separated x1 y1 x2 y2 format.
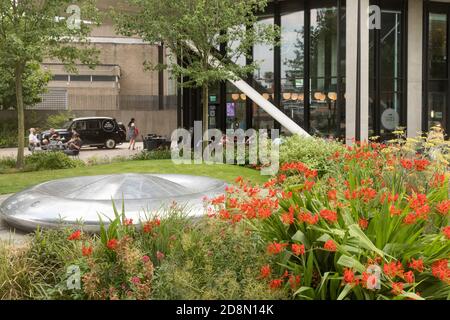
3 0 450 142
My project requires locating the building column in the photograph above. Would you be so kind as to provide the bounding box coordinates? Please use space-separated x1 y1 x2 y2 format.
346 0 370 144
407 0 423 137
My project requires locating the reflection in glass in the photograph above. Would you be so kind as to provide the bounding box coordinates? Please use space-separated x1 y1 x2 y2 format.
253 16 275 130
310 5 338 137
281 9 305 134
226 83 247 129
369 2 404 139
428 13 448 130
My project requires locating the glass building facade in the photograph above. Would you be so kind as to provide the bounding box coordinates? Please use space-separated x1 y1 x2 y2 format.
179 0 450 141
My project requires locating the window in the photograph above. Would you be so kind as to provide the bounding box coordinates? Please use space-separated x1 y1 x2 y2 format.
52 75 69 81
70 75 91 82
87 120 101 130
74 121 87 131
92 75 116 82
369 0 405 139
280 3 305 134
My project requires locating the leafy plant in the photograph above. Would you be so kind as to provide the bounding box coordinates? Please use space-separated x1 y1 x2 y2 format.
211 141 450 300
24 151 85 171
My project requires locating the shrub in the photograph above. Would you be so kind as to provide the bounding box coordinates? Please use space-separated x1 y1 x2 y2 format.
211 141 449 300
132 149 172 160
0 122 19 148
0 156 16 172
45 111 75 129
151 217 288 300
24 151 84 171
279 135 345 177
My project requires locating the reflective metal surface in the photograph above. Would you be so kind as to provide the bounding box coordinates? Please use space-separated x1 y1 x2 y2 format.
0 174 227 232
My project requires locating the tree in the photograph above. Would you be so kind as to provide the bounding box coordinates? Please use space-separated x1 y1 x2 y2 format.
0 62 51 110
114 0 279 134
0 0 100 168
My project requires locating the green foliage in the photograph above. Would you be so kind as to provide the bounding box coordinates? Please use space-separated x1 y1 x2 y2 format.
0 157 17 172
24 152 85 171
45 111 75 129
0 0 100 167
280 135 345 177
132 149 172 161
0 62 51 110
0 125 18 148
152 218 288 300
218 142 450 300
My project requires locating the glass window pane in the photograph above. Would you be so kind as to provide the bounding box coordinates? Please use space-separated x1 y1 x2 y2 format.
429 13 447 80
281 8 305 133
310 5 338 137
253 16 274 130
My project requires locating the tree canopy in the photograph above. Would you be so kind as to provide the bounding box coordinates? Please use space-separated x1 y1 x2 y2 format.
114 0 279 131
0 0 100 167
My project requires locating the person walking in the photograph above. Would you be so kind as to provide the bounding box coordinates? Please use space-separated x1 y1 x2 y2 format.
127 118 138 150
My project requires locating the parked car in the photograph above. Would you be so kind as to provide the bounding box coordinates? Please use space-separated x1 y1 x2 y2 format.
39 117 127 149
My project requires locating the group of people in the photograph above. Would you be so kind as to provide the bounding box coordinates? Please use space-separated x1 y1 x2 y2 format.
28 128 82 156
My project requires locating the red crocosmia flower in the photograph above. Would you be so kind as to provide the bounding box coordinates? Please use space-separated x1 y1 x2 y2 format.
260 265 271 279
383 261 404 278
267 242 288 255
320 209 338 223
292 243 305 256
131 276 141 284
107 238 118 250
143 221 153 233
123 218 133 226
408 258 424 272
68 230 82 241
278 174 287 183
232 214 243 224
403 212 418 225
328 189 337 201
156 251 165 260
400 159 413 170
430 173 446 188
343 268 355 284
82 245 93 256
298 212 319 225
391 282 404 295
304 180 315 191
269 279 283 289
211 194 226 205
403 270 415 284
431 259 450 282
219 209 231 220
388 193 399 203
288 275 301 289
281 191 292 199
443 226 450 240
436 200 450 216
389 205 402 216
358 218 368 230
235 176 244 184
414 159 430 171
281 211 294 225
324 240 337 252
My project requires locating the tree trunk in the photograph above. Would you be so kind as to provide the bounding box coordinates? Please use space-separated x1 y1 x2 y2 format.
202 83 209 136
15 63 25 169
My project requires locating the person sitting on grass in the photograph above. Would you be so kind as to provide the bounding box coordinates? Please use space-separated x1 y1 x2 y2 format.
64 133 82 156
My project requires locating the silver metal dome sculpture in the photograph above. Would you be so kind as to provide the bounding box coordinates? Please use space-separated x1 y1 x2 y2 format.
0 174 227 232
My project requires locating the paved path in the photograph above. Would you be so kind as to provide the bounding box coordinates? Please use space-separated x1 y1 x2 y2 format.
0 194 28 245
0 142 144 162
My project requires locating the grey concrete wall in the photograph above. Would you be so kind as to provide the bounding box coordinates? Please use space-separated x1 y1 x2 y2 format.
407 0 423 138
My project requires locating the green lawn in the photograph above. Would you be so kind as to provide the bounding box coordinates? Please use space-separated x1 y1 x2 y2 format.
0 160 268 195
